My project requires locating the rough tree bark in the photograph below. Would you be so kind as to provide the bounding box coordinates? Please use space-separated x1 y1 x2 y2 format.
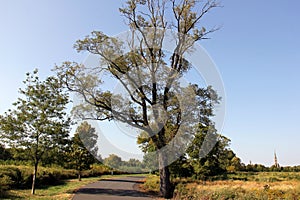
158 151 173 198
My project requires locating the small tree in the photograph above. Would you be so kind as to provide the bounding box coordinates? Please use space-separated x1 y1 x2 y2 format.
0 70 70 194
66 121 98 181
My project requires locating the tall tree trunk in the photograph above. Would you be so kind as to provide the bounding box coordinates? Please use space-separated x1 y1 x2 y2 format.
158 151 173 198
31 162 38 195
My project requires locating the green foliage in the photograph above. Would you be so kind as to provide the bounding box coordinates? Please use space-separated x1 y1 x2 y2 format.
0 70 71 155
103 154 123 169
0 165 73 189
0 175 13 198
89 164 111 175
119 158 146 173
140 123 243 180
0 144 12 161
65 122 98 180
169 156 193 178
185 124 244 179
102 154 148 173
142 152 159 173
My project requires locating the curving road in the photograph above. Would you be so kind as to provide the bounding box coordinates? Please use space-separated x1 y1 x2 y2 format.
72 176 154 200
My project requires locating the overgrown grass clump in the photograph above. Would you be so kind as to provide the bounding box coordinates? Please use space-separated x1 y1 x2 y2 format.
140 174 160 194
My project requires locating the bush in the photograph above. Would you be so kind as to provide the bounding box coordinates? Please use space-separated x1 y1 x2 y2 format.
141 175 159 193
0 175 14 198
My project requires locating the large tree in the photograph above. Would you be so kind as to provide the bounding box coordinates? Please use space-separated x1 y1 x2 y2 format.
0 70 70 194
55 0 220 198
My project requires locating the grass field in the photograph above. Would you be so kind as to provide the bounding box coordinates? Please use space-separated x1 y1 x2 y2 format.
141 172 300 200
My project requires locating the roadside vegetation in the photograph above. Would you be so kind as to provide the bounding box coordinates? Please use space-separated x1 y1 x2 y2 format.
0 163 148 200
141 172 300 200
6 177 101 200
0 164 111 199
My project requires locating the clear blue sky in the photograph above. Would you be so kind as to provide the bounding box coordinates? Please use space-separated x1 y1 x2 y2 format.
0 0 299 166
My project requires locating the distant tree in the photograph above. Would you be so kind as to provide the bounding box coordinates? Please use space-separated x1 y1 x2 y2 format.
119 158 145 173
66 121 98 181
142 152 159 173
0 70 70 194
226 155 243 172
245 163 255 172
254 164 268 172
127 158 142 167
104 154 123 169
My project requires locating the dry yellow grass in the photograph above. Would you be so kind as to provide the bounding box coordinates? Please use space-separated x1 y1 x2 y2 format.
141 173 300 199
186 180 300 192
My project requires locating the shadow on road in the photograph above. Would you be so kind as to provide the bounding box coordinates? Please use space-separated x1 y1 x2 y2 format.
100 178 144 184
76 188 150 197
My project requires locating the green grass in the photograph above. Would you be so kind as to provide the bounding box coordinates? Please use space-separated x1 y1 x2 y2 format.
227 171 300 182
4 177 100 200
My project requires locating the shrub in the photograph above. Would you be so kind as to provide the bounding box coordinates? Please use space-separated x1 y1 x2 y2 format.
141 175 159 193
0 175 14 198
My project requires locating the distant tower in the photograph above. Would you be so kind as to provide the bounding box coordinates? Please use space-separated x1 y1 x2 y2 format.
274 151 280 168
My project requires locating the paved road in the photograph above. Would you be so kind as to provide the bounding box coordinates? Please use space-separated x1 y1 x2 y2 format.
72 176 154 200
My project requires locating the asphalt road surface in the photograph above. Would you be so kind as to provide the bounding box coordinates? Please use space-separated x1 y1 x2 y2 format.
72 176 154 200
